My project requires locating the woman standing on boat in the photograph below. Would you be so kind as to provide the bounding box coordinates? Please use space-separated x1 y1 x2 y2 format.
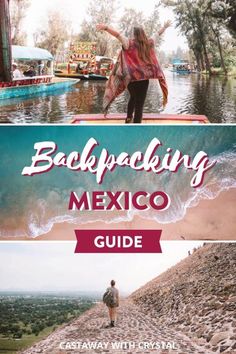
96 22 170 123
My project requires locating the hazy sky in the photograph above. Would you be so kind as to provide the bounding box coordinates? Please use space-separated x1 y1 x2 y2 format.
0 241 203 295
22 0 188 53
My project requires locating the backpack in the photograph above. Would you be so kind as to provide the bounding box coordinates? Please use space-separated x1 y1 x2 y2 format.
103 289 116 307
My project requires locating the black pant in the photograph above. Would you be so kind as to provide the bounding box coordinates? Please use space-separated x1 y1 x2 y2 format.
127 80 149 123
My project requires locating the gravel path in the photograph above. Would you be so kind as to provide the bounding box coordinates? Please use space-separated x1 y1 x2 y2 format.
21 300 214 354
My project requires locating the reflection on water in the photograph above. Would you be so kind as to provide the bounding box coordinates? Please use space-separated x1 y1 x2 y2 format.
0 70 235 123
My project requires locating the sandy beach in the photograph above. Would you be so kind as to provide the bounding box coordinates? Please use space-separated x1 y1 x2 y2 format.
18 188 235 241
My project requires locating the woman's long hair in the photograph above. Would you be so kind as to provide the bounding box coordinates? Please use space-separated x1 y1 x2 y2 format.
133 27 152 63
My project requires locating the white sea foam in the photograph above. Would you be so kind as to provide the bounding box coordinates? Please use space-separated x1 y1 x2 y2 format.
2 150 236 239
24 186 236 238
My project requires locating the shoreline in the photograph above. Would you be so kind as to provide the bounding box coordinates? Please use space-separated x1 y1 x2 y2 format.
1 189 236 241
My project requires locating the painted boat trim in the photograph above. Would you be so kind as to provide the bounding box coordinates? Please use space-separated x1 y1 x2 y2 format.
71 113 209 124
0 79 79 100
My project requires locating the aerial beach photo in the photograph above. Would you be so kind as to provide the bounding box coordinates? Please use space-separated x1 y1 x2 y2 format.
40 189 236 241
0 125 235 241
0 242 235 354
0 0 235 124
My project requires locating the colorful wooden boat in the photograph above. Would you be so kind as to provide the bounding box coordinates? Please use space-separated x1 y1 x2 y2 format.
71 113 209 124
55 53 113 81
0 77 79 100
171 58 197 75
0 46 80 100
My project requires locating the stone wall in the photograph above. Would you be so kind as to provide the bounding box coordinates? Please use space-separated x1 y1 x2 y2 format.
131 243 236 353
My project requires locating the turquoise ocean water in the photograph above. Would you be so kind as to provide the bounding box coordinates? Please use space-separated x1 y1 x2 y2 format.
0 126 235 238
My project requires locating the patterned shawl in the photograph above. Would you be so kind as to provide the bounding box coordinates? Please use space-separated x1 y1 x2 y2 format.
103 39 168 115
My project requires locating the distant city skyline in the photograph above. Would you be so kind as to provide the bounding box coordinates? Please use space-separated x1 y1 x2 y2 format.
21 0 188 53
0 241 202 294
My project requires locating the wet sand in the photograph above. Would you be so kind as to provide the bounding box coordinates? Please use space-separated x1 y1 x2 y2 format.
31 189 236 241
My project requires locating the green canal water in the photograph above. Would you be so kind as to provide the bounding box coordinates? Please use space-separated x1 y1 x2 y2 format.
0 70 235 123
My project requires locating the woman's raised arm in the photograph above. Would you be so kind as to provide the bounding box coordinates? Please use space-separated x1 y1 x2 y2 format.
96 24 129 49
158 20 172 36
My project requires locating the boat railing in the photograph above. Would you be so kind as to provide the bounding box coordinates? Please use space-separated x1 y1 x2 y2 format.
0 75 53 88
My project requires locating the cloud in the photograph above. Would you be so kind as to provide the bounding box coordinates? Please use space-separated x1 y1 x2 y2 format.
0 241 202 294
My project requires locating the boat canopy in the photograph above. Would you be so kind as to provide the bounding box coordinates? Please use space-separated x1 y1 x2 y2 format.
12 45 54 61
172 58 188 66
